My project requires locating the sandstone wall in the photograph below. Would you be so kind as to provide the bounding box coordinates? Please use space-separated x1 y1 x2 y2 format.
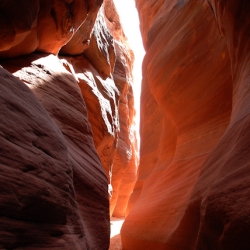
122 0 250 249
0 0 137 248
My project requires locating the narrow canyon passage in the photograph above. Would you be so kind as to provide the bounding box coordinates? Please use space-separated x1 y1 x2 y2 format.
109 217 124 250
1 0 250 250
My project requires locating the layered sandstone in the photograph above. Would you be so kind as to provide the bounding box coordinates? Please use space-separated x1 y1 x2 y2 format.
0 0 137 248
0 55 109 249
0 0 98 57
61 0 138 217
104 0 138 217
122 0 250 249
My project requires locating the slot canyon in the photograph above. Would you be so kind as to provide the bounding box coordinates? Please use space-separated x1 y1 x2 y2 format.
0 0 250 249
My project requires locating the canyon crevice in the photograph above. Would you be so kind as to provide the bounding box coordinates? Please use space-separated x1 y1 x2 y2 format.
0 0 137 249
1 0 250 249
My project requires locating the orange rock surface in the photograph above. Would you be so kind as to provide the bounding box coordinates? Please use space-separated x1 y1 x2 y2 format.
0 0 137 248
60 0 138 218
104 0 138 217
122 0 250 249
0 0 102 57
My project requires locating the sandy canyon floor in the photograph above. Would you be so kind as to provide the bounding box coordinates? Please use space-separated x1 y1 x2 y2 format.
109 217 124 250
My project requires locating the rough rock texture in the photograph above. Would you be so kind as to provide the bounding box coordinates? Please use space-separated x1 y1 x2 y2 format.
61 0 138 217
0 0 137 248
104 0 138 217
122 0 250 249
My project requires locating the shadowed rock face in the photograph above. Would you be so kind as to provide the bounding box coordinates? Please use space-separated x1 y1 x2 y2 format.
0 0 137 248
0 55 109 249
122 0 250 249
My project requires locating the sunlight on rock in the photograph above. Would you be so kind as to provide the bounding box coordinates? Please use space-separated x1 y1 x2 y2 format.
109 217 125 250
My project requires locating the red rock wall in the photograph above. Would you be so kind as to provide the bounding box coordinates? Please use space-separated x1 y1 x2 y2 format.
0 0 97 57
61 0 138 217
0 0 137 248
1 54 109 249
122 0 250 249
104 0 138 217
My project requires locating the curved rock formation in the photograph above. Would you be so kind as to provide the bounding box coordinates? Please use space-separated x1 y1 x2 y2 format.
0 63 108 249
176 1 250 249
104 0 138 217
0 0 92 57
60 0 103 56
2 54 110 249
122 0 250 249
0 0 137 248
60 0 138 218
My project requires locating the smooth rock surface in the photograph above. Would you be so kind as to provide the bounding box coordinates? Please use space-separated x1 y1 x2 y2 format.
0 0 103 57
0 0 137 248
175 1 250 249
121 0 250 249
1 54 110 249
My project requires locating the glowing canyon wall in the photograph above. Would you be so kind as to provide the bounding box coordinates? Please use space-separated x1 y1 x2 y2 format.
122 0 250 249
0 0 137 248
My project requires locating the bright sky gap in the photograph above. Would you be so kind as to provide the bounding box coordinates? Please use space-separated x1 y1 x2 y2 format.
113 0 145 147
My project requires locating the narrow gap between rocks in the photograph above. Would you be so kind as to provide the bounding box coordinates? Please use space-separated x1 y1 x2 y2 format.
109 1 145 249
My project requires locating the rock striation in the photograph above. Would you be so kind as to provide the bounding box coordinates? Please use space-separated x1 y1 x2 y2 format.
0 55 109 249
0 0 137 249
103 0 138 217
122 0 250 249
61 0 138 218
0 0 94 57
